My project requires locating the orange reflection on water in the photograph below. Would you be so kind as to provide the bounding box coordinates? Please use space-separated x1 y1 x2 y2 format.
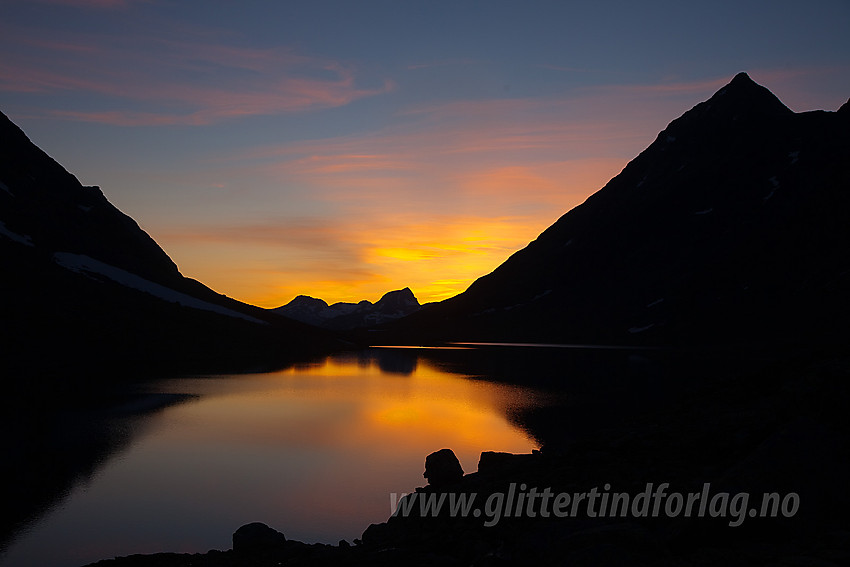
158 352 543 476
271 353 542 467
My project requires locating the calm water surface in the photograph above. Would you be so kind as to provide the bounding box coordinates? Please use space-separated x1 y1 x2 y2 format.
2 348 554 567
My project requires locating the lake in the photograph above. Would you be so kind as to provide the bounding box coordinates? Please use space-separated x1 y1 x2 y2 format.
1 347 564 567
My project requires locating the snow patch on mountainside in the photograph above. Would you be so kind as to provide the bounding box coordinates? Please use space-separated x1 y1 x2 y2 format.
53 252 265 324
0 221 34 246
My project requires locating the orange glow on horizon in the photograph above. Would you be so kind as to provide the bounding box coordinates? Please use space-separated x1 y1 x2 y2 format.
163 213 563 307
159 157 626 308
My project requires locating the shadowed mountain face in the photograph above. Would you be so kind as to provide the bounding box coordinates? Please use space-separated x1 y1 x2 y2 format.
0 112 180 285
0 111 337 385
273 287 420 330
394 73 850 348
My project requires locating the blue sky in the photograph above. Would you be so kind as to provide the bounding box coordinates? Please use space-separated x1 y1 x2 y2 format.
2 0 848 306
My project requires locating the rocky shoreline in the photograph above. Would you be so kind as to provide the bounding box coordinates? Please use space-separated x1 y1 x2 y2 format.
83 353 850 566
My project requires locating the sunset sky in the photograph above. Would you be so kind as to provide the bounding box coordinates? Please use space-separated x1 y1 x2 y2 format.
2 1 849 307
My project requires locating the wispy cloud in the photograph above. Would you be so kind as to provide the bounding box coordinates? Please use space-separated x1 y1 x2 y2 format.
0 27 394 124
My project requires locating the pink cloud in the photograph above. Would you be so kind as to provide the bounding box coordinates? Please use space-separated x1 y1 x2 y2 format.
0 28 395 125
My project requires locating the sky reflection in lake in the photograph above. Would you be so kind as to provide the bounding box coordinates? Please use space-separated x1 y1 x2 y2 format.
1 349 548 567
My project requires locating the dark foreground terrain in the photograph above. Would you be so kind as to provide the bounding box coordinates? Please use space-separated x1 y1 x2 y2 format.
81 347 850 566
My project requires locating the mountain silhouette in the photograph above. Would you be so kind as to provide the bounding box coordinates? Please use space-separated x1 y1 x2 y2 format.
274 287 420 329
0 111 337 385
393 73 850 347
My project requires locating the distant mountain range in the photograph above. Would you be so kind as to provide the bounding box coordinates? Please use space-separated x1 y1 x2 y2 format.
273 288 420 330
388 73 850 347
0 111 337 385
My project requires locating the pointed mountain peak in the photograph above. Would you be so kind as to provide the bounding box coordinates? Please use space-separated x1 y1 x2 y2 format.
651 73 794 148
704 71 792 117
729 71 756 86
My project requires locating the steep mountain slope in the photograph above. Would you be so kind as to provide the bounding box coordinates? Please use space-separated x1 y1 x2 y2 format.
0 111 337 385
274 287 420 329
394 73 850 347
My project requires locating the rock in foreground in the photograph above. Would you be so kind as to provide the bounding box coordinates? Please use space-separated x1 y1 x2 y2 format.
424 448 464 486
